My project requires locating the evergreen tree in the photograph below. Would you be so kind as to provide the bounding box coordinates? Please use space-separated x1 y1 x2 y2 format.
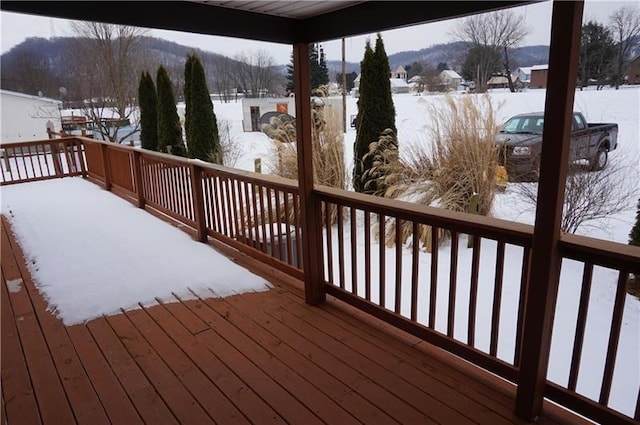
353 34 397 193
285 52 295 94
285 44 330 94
184 54 221 162
579 21 615 89
630 198 640 246
156 65 186 156
138 71 158 151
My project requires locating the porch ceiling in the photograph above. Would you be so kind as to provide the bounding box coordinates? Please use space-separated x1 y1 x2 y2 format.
1 0 534 44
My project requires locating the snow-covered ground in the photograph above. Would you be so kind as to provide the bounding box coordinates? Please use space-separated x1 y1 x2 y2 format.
1 178 270 325
1 86 637 416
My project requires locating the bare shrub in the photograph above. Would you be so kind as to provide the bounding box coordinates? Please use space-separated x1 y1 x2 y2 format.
515 161 640 234
215 118 243 168
268 96 346 224
366 94 500 250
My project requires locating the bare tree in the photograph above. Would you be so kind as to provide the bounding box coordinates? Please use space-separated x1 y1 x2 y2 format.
212 56 237 103
70 22 147 143
515 162 639 234
234 50 280 98
454 10 529 93
609 6 640 89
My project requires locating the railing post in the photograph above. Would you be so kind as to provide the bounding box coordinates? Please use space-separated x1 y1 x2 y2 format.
515 1 584 421
294 41 325 305
49 141 63 176
132 150 145 209
190 163 207 243
100 143 112 191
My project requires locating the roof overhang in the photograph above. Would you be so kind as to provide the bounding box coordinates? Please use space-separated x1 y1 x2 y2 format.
1 1 536 44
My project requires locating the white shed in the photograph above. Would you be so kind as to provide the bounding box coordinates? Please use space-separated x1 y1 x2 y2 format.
1 90 62 142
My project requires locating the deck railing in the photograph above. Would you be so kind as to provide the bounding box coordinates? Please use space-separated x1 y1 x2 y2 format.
0 138 86 184
1 136 638 424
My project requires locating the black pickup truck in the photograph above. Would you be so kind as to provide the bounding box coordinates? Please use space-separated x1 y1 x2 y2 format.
495 112 618 180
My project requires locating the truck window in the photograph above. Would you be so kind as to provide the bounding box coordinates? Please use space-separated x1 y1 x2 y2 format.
572 114 585 131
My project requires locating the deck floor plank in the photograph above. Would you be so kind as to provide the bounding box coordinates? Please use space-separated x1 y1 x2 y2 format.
124 305 251 425
1 276 42 425
1 212 588 425
4 222 111 425
1 221 76 425
104 313 214 425
217 292 436 424
178 294 362 425
145 298 287 425
87 317 179 425
165 298 327 425
190 294 398 424
65 324 145 425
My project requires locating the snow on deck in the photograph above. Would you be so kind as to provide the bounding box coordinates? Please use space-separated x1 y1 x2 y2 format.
0 178 270 325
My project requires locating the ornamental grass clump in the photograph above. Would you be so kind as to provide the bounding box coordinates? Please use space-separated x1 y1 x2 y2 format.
367 94 500 251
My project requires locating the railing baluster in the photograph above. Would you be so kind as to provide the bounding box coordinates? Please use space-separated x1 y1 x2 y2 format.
599 270 629 405
568 263 594 391
249 182 260 249
225 176 236 237
379 213 386 309
236 179 247 244
325 202 334 284
411 221 419 322
490 241 506 357
447 231 459 338
266 187 276 258
350 207 358 295
245 180 256 247
293 193 303 269
35 144 45 178
364 210 371 301
468 236 481 346
514 247 531 367
395 217 402 315
258 185 268 253
429 226 439 329
26 144 36 179
337 204 345 289
284 191 293 266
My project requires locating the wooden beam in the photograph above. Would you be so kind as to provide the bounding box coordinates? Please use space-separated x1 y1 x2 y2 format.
515 1 584 420
293 42 325 305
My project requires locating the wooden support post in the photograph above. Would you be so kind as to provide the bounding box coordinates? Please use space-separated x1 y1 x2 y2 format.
132 150 145 209
515 1 584 420
294 42 325 305
100 143 112 191
190 163 208 243
50 142 63 176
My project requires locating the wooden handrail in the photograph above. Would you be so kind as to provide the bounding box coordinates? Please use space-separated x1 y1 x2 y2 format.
560 233 640 273
315 185 534 247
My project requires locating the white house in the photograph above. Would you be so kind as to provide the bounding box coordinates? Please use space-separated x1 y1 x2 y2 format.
513 67 533 85
1 90 62 142
241 96 343 132
390 78 411 94
391 65 408 81
438 70 463 91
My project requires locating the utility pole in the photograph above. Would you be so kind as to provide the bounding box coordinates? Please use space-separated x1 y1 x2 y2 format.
342 38 347 132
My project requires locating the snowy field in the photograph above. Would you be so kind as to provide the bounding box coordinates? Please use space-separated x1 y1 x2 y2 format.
1 86 638 416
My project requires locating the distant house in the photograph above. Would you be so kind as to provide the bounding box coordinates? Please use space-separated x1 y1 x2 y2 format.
1 90 61 142
629 56 640 85
391 65 407 81
352 72 410 96
390 78 410 94
530 65 549 88
513 67 533 86
438 70 462 91
487 75 513 90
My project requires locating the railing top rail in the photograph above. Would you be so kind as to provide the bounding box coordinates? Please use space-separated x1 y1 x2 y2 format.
78 137 299 191
560 233 640 273
0 137 78 148
315 185 534 247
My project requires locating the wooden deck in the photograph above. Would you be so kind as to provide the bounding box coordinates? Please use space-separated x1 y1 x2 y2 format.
1 217 587 425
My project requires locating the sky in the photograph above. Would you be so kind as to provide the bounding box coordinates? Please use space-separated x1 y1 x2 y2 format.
1 0 637 65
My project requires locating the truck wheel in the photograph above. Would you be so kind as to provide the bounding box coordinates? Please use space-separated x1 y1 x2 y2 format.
589 146 608 171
